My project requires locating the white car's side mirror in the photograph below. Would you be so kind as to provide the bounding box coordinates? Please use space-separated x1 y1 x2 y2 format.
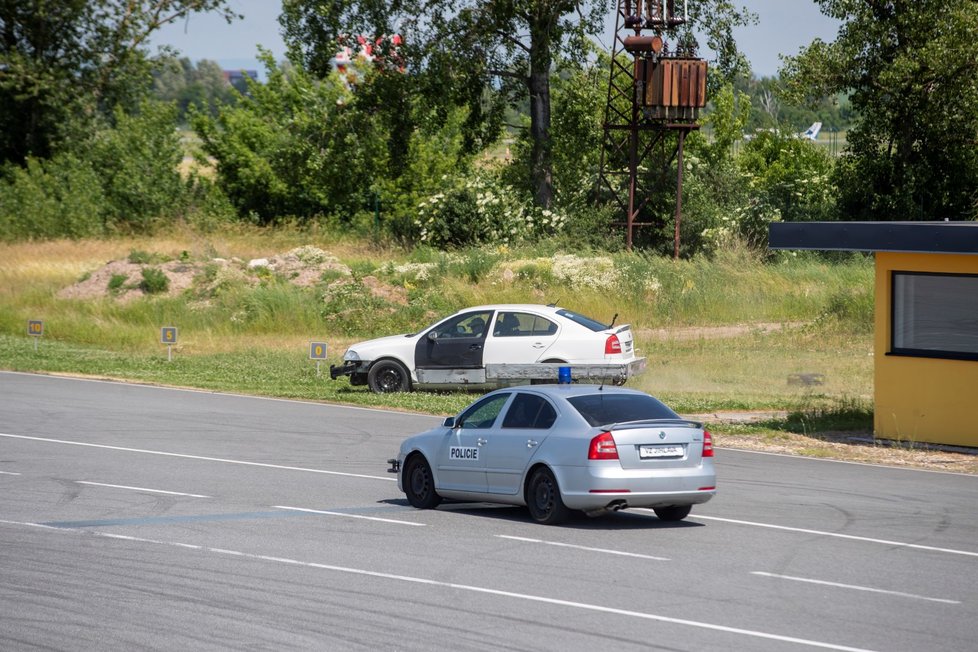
427 331 439 341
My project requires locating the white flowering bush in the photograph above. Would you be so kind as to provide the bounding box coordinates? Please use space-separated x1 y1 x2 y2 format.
551 254 617 289
491 253 661 298
288 246 336 266
378 260 440 286
414 172 567 248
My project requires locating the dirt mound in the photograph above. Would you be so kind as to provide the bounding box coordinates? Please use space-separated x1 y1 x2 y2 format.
57 259 202 302
55 246 403 304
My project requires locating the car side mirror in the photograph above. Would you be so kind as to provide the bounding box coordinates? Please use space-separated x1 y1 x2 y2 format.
443 416 457 428
428 331 439 341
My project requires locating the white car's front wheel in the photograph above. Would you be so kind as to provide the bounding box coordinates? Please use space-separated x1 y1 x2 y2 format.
367 359 411 393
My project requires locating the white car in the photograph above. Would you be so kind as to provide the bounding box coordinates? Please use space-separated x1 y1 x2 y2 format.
330 304 646 393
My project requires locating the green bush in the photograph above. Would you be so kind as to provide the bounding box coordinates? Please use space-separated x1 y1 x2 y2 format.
108 274 129 292
85 101 187 232
0 154 106 241
193 50 388 224
128 249 169 264
738 130 836 224
413 170 567 248
139 268 170 294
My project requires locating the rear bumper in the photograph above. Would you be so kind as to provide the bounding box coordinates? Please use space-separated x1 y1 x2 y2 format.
554 464 716 511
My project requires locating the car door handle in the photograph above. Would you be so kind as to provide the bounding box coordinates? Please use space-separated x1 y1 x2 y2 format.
526 439 538 448
477 438 488 446
531 342 546 349
469 344 483 350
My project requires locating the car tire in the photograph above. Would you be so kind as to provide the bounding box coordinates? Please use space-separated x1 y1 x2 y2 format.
653 504 692 522
403 455 442 509
525 467 571 525
367 359 411 393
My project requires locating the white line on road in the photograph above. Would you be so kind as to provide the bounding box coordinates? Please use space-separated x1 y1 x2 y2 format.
0 470 21 475
76 481 210 498
274 506 424 527
497 535 670 561
0 518 877 652
752 572 961 605
680 513 978 558
0 432 395 482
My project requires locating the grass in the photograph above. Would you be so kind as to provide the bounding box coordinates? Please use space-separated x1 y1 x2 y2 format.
0 227 875 419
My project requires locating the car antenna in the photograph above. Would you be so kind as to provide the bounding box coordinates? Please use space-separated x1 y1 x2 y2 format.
609 312 618 328
546 299 559 308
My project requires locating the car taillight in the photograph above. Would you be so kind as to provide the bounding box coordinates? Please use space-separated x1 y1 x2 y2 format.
605 334 622 355
588 431 619 460
702 431 714 458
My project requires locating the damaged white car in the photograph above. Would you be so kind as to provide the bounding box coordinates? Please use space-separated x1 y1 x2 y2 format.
330 304 646 393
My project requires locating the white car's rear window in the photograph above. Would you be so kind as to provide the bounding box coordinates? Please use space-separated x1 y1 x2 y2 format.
556 309 610 332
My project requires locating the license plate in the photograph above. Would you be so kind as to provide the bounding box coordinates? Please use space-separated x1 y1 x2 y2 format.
639 444 684 459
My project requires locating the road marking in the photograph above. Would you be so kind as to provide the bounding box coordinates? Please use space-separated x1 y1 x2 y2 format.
274 506 425 527
41 511 305 529
0 432 395 482
497 535 670 561
0 471 21 476
76 481 210 498
0 518 877 652
751 572 961 605
0 370 440 419
679 513 978 558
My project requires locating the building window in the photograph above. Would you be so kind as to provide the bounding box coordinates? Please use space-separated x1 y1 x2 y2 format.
891 272 978 361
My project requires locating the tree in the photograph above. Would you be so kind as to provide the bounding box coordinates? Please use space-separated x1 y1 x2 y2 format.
780 0 978 221
193 51 389 224
280 1 755 211
152 56 237 121
0 0 237 164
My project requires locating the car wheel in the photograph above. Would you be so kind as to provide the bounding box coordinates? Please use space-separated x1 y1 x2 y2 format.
403 455 442 509
525 467 570 525
653 504 692 522
367 360 411 393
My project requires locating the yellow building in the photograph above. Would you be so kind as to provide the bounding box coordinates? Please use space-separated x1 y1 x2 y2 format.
770 222 978 448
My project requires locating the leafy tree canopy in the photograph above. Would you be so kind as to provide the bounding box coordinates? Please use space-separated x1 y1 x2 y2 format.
280 1 756 211
780 0 978 220
0 0 237 164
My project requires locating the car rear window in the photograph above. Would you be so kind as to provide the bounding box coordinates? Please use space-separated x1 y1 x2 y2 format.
556 309 610 332
568 393 679 427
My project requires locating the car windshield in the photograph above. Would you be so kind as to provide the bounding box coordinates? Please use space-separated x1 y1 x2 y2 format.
556 309 610 332
568 393 679 427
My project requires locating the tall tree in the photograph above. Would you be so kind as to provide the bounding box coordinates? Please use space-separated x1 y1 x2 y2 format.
280 1 754 210
0 0 237 164
780 0 978 220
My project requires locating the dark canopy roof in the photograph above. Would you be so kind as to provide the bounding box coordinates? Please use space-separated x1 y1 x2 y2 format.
769 221 978 254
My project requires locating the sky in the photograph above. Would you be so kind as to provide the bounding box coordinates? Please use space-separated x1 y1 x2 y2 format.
151 0 841 80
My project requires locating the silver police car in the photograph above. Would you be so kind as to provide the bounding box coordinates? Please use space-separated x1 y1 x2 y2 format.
390 385 716 524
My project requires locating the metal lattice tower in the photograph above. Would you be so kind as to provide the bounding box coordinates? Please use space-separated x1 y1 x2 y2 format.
598 1 707 255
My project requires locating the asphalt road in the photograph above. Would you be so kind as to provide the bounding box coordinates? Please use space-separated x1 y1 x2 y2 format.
2 371 977 651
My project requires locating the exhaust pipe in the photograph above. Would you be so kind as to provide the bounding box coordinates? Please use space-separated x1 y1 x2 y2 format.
583 499 628 518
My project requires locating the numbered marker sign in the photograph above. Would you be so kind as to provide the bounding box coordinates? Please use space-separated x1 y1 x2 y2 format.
309 342 328 360
161 327 178 344
28 320 44 337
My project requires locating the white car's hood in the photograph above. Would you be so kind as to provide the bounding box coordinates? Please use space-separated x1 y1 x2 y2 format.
345 333 419 362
